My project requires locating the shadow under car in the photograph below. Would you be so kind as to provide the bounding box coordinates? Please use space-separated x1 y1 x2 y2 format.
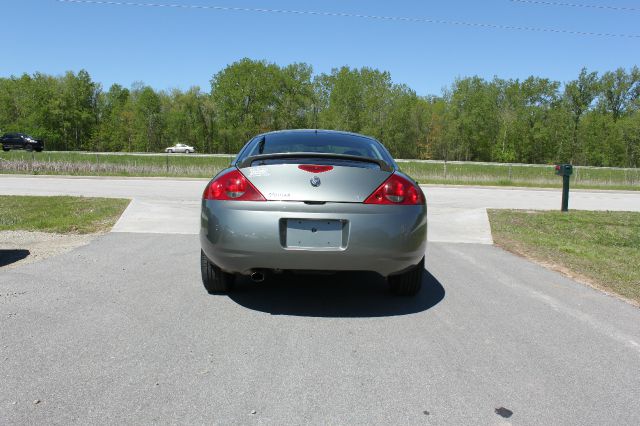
224 268 445 318
0 249 30 267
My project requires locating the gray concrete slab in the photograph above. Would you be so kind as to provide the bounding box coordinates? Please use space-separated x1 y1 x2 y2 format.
427 207 493 244
1 234 639 425
112 199 200 234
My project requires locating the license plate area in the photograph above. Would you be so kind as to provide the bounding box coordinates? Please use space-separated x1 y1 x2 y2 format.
283 219 347 250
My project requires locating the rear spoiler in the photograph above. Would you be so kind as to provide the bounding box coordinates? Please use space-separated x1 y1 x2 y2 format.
237 152 393 173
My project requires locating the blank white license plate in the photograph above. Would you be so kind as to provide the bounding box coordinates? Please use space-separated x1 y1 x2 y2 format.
286 219 343 248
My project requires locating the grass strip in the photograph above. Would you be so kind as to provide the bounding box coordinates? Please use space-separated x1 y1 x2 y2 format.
488 209 640 304
0 195 130 234
0 151 233 178
1 151 639 190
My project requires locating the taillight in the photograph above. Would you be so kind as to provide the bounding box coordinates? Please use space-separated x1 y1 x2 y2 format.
364 173 424 205
203 169 266 201
298 165 333 173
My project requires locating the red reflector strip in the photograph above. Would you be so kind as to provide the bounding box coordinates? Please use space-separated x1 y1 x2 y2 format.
298 165 333 173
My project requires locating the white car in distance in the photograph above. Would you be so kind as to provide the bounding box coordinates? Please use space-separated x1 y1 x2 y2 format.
165 144 195 153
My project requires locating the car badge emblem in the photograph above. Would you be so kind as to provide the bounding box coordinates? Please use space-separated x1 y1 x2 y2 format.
310 176 321 187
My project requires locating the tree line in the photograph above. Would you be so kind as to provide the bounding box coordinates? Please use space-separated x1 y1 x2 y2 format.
1 58 639 167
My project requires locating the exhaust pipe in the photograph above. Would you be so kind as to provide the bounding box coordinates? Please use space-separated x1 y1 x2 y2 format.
250 271 265 283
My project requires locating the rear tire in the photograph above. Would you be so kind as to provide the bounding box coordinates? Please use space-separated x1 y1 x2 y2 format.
388 257 424 296
200 250 235 293
2 147 8 152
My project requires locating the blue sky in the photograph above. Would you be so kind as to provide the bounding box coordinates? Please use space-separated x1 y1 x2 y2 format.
1 0 638 96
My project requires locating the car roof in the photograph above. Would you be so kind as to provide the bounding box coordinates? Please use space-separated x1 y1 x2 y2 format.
254 129 379 143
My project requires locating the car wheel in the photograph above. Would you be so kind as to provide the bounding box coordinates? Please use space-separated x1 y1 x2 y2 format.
388 257 424 296
201 250 235 293
168 149 174 153
35 148 43 152
2 147 9 152
25 145 33 152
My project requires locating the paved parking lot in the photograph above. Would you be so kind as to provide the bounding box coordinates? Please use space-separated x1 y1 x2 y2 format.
1 176 640 424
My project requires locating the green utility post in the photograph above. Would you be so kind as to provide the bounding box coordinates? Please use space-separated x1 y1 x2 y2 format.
555 164 573 212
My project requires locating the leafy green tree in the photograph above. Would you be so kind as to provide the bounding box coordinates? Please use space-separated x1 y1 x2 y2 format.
418 96 448 160
273 63 315 130
598 67 640 122
210 58 282 151
131 85 163 152
444 76 500 161
563 68 600 163
518 77 563 164
619 112 640 167
94 84 130 151
162 87 208 152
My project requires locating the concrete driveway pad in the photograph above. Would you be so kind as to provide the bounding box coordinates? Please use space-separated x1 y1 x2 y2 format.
112 199 200 234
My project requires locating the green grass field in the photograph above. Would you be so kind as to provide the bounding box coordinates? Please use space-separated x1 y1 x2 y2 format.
0 151 233 178
400 161 640 190
488 209 640 304
0 195 130 234
1 150 639 190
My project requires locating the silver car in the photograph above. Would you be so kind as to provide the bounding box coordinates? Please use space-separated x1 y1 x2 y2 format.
165 143 194 153
200 130 427 296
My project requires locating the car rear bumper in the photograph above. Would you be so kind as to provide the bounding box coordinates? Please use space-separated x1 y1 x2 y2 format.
200 200 427 277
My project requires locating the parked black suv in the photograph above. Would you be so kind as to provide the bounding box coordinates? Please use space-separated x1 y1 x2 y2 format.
1 133 44 152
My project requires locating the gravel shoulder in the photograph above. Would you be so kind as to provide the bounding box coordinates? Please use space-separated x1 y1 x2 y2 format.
0 231 98 268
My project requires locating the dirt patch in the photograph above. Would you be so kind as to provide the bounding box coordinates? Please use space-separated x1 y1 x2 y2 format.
0 231 98 269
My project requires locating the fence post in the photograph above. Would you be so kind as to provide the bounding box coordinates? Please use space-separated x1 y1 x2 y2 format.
508 165 512 181
443 161 447 179
166 154 169 174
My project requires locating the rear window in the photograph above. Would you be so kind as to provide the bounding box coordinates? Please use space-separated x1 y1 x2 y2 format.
238 131 394 165
249 157 382 169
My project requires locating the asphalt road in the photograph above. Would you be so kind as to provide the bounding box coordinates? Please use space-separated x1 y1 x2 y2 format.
1 233 639 425
1 176 640 424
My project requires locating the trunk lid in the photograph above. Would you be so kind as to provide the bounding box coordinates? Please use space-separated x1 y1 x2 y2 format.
239 163 391 203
